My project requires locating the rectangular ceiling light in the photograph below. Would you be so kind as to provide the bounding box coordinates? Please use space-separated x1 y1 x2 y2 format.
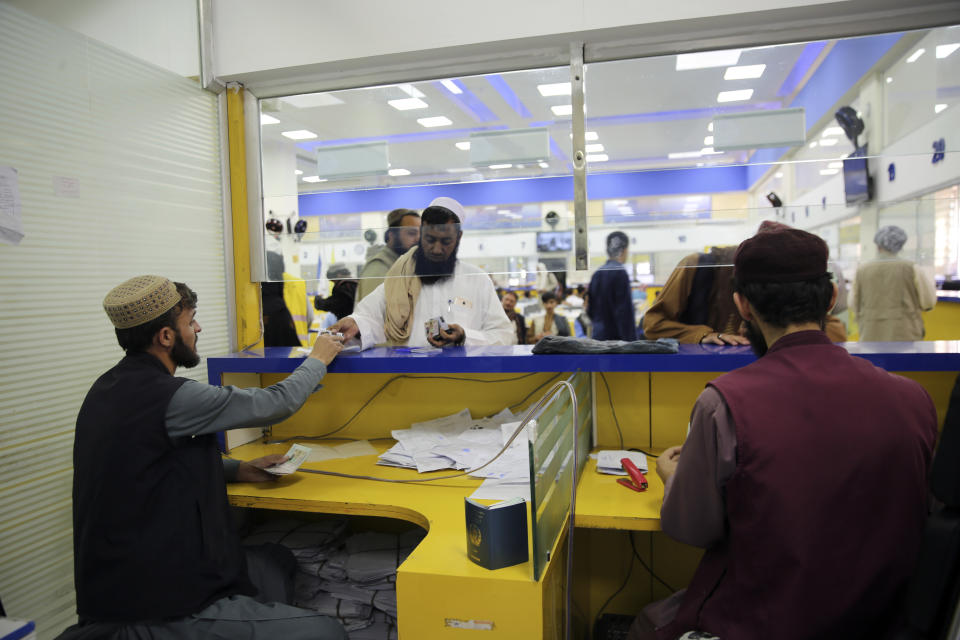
585 143 605 153
455 141 471 151
417 116 452 127
821 126 845 137
819 138 839 146
907 48 926 63
445 167 475 173
537 82 571 96
707 122 714 132
828 161 843 169
441 79 463 94
301 175 327 183
280 93 344 108
704 135 714 146
717 89 754 103
935 103 948 114
551 104 573 116
388 168 411 176
936 43 960 59
819 169 839 176
294 169 303 175
260 113 280 125
724 64 766 80
668 151 704 159
539 162 550 168
586 154 609 162
712 107 805 150
676 49 741 70
398 84 425 98
488 164 513 170
388 98 428 110
281 129 317 140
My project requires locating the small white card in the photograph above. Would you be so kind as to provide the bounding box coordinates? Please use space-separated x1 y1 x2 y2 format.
265 443 312 475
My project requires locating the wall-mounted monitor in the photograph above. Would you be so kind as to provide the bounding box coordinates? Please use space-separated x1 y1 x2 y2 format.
536 231 572 253
843 145 872 206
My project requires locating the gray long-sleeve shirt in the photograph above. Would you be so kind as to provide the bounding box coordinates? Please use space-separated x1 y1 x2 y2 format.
164 358 328 480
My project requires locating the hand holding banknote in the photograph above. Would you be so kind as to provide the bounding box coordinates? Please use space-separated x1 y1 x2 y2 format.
236 454 290 482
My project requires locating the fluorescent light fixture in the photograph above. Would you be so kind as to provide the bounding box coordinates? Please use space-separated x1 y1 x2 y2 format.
906 48 925 63
539 162 550 168
388 168 411 176
398 84 425 98
819 169 839 176
775 172 784 178
935 103 948 114
821 127 844 137
585 143 605 153
294 169 303 175
809 141 818 148
388 98 428 110
704 135 714 146
497 209 512 215
445 167 475 173
455 141 471 151
586 154 609 162
886 76 893 84
488 164 513 169
696 162 705 167
707 122 714 132
828 161 844 169
724 64 766 80
936 44 960 59
281 129 317 140
417 116 452 127
280 93 343 108
260 113 280 125
717 89 754 103
819 138 839 146
551 104 573 116
700 147 722 155
441 79 462 94
668 151 704 159
301 175 327 183
538 82 571 96
676 49 742 70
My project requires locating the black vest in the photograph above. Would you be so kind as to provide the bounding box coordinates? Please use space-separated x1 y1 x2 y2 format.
73 352 252 621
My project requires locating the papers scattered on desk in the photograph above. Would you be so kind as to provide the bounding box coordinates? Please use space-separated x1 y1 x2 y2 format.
266 443 313 475
596 450 648 475
300 440 379 463
377 408 535 488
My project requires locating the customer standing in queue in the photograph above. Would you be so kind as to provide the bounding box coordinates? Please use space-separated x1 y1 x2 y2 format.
58 275 346 640
853 224 937 341
627 225 937 639
356 208 421 302
588 231 637 341
330 197 516 349
528 290 571 343
500 289 527 345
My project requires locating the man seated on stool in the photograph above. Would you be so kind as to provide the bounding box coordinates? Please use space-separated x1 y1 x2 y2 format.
628 225 937 639
330 197 516 349
58 275 346 640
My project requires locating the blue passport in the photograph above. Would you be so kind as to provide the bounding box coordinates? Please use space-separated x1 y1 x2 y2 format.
464 497 529 570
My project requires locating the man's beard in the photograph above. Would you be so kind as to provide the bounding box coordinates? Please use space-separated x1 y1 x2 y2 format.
743 320 768 357
172 330 200 368
414 244 459 285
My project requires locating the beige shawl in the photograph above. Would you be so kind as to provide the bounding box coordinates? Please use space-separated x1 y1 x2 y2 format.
383 247 421 344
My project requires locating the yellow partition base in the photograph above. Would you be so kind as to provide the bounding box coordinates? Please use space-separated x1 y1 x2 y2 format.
923 302 960 341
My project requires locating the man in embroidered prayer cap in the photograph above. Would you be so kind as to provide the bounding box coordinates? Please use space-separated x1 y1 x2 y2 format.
59 275 347 640
330 196 516 349
625 224 937 640
853 224 936 341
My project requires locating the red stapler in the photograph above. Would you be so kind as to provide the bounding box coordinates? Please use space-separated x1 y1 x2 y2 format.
617 457 648 492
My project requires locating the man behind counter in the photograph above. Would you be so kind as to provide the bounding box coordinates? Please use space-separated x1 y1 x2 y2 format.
356 207 422 302
628 225 937 639
331 197 516 349
58 275 346 640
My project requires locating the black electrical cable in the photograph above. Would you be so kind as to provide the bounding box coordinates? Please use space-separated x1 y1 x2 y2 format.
598 371 659 457
267 371 560 444
629 531 676 593
593 540 635 632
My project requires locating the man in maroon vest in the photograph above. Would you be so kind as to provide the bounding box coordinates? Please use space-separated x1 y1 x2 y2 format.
628 224 937 640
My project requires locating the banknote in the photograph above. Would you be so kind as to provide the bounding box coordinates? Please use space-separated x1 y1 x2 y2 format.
264 443 312 475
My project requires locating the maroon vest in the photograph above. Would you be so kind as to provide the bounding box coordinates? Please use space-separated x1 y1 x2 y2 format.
658 331 936 640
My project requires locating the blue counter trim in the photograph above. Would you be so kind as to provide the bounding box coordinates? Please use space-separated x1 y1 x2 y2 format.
207 341 960 381
937 291 960 303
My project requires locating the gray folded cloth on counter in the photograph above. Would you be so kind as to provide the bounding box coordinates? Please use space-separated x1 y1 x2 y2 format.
531 335 679 354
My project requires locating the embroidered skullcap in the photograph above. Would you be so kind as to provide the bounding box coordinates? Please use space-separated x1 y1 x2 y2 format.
426 197 466 224
735 224 828 284
326 263 352 279
386 208 419 228
874 225 907 253
103 275 180 329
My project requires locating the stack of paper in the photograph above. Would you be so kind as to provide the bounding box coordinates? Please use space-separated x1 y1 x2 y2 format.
596 450 648 475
